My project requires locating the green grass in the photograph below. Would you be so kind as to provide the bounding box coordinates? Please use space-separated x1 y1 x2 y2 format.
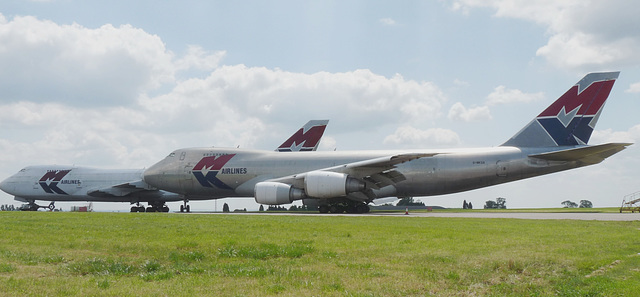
0 212 638 296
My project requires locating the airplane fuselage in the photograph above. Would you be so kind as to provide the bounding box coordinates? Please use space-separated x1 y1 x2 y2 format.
0 166 179 203
142 145 581 201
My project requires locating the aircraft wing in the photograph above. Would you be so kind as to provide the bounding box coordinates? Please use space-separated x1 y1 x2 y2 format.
269 153 437 190
87 180 158 197
529 143 632 164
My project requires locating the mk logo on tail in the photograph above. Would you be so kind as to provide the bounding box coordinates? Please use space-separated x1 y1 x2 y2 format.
277 120 328 152
503 72 619 147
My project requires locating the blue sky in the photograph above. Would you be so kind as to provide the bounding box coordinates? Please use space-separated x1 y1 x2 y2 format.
1 0 640 211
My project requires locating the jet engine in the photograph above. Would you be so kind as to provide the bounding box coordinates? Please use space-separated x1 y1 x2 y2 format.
254 182 305 205
304 171 365 198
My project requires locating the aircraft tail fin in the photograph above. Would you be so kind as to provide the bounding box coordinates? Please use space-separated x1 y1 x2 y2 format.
502 72 619 147
276 120 329 152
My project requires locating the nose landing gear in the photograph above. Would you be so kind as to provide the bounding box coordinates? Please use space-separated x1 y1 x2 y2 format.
179 198 190 213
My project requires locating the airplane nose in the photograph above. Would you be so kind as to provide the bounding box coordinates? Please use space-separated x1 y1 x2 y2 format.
0 177 14 194
142 165 164 188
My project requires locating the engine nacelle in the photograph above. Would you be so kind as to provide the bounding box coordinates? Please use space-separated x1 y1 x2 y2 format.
254 182 305 205
304 171 365 198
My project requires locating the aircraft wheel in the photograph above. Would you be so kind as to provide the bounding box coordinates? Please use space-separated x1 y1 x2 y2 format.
130 206 137 213
162 205 169 212
319 205 329 213
138 206 146 212
329 205 342 214
186 205 190 213
146 206 155 212
357 204 370 214
180 205 184 212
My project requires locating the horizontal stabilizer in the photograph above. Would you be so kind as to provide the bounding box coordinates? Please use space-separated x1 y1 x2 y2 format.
529 143 631 164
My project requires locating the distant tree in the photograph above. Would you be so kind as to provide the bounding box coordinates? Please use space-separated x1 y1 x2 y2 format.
579 200 593 208
561 200 578 208
463 200 468 209
397 197 425 206
484 198 506 209
223 203 230 212
259 205 264 212
484 200 497 209
468 202 473 209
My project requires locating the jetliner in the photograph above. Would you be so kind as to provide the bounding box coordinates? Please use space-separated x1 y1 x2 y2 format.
0 120 329 212
142 72 631 213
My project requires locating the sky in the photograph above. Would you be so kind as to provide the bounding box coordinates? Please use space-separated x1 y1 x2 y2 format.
1 0 640 211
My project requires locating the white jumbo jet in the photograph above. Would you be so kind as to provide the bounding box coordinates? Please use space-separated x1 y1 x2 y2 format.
142 72 631 214
0 120 329 212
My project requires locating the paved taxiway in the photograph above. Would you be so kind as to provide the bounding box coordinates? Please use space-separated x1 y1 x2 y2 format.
200 211 640 221
378 212 640 221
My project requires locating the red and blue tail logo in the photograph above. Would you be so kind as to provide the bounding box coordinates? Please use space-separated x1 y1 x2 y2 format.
503 72 619 147
277 120 328 152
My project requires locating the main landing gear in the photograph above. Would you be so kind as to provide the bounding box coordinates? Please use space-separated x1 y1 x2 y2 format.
130 202 169 213
318 200 370 214
19 200 46 211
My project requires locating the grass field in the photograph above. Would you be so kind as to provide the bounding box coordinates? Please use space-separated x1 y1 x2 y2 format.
0 211 639 296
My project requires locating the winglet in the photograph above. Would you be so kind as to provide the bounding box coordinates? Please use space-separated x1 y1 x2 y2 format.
276 120 329 152
502 72 619 147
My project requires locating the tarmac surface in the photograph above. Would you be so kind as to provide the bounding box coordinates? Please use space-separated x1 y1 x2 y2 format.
374 212 640 221
203 211 640 221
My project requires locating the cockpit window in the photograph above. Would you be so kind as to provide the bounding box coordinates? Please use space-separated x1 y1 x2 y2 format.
168 152 176 157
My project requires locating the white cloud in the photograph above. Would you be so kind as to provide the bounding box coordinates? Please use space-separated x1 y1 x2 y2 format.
486 85 544 105
625 82 640 93
379 18 397 26
447 102 492 122
0 14 451 173
139 66 448 136
175 45 226 72
0 14 229 107
0 101 166 168
449 0 640 70
453 79 470 87
383 126 461 146
0 14 178 106
591 126 640 144
0 63 451 171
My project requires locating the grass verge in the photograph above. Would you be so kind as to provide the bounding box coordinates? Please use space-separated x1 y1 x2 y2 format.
0 212 638 296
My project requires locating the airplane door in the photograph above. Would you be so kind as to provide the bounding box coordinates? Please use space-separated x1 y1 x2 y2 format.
180 164 193 192
496 160 508 177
